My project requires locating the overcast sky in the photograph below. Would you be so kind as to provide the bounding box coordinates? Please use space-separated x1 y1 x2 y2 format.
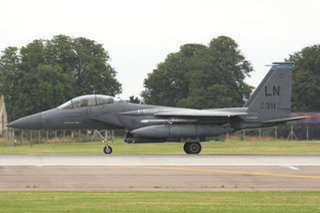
1 0 320 99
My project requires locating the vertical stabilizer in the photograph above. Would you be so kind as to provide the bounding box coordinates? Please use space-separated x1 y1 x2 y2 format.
246 62 294 120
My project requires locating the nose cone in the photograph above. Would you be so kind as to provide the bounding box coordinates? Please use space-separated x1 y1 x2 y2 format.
7 113 42 129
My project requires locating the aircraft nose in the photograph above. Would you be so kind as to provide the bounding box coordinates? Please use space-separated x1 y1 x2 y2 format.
7 112 42 129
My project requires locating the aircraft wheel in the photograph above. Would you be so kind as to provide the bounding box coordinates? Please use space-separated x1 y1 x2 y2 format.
184 142 201 154
103 145 113 154
183 143 189 153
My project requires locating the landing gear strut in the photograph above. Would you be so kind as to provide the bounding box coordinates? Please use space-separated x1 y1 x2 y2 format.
184 142 202 154
96 130 113 154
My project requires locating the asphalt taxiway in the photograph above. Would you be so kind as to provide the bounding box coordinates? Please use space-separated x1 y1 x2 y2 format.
0 154 319 191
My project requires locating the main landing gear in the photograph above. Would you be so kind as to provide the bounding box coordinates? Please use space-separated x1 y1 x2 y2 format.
184 142 202 154
96 130 113 154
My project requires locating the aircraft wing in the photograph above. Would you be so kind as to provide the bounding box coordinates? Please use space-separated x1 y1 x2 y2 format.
120 108 247 124
154 109 248 118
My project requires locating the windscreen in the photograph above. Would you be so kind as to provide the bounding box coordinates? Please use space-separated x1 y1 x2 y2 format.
58 94 119 109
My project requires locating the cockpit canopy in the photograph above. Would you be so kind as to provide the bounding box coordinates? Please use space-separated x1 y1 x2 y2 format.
58 94 120 109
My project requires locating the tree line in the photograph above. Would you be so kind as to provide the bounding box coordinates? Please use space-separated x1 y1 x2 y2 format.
1 34 320 122
142 36 320 113
0 35 121 121
141 36 253 108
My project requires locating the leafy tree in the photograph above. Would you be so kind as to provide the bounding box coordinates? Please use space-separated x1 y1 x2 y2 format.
0 35 122 121
14 64 73 118
0 47 22 120
128 96 141 104
45 35 121 96
141 36 253 109
288 45 320 112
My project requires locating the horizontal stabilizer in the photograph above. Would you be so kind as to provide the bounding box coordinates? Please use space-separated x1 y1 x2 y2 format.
262 116 306 124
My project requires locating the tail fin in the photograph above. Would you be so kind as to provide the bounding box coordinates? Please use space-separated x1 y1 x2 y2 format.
245 62 294 120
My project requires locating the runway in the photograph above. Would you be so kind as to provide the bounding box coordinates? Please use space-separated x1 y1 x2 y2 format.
0 154 320 191
1 154 320 166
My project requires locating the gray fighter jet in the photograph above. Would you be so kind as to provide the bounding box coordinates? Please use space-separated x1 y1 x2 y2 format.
7 62 305 154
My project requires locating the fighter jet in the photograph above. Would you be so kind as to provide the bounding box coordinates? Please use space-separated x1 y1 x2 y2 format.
7 62 305 154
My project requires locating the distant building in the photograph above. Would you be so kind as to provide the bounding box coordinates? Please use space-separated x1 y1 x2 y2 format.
0 95 7 136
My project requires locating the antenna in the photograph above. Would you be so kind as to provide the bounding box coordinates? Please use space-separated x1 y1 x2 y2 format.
272 62 294 65
265 62 294 67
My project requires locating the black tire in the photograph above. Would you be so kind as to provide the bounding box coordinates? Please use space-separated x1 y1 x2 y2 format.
184 142 201 154
183 143 189 153
103 145 112 154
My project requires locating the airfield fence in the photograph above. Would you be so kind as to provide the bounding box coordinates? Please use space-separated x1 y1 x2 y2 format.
239 123 317 141
1 122 319 145
2 129 124 146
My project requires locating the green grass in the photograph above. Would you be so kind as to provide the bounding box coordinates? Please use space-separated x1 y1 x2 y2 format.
0 191 319 212
0 139 320 154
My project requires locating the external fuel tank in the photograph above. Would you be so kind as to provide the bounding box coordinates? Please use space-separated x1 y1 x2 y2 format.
131 124 227 138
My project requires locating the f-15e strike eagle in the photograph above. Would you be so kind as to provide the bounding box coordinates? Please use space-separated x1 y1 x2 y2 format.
7 62 305 154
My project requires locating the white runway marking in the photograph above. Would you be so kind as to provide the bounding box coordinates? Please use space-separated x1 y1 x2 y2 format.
0 154 319 166
281 165 300 170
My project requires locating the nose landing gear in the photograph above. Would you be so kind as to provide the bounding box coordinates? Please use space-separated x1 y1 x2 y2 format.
103 145 112 154
96 130 113 154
